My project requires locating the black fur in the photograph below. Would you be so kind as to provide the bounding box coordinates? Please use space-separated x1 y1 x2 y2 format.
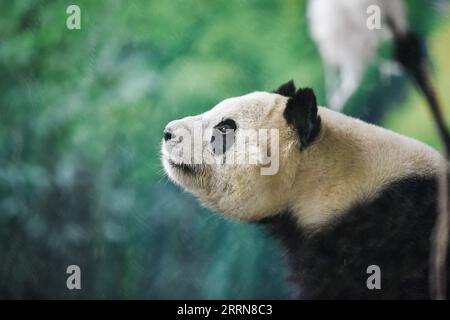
211 119 237 155
385 16 428 78
282 85 321 150
259 175 449 299
274 80 296 98
392 30 428 81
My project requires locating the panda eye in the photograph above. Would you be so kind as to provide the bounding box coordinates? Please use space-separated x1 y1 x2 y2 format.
215 119 237 133
211 119 237 155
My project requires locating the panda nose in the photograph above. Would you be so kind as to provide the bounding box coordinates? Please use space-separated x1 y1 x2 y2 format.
163 130 173 142
164 121 188 143
163 127 183 143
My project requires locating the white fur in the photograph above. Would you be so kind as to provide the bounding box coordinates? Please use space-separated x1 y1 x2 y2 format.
162 91 442 228
307 0 408 111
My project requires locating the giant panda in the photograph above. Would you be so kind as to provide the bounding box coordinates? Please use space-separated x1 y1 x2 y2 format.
161 80 449 299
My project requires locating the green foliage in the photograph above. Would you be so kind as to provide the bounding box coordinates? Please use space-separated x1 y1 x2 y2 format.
383 16 450 149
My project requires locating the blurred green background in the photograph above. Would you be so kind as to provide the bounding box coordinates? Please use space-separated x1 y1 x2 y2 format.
0 0 449 299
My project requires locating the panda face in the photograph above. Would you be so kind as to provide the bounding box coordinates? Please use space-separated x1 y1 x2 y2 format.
161 81 323 221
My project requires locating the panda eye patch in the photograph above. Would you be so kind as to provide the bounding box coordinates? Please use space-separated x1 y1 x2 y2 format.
215 119 237 133
211 119 236 155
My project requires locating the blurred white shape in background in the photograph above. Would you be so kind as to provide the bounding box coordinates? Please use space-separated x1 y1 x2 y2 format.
307 0 408 111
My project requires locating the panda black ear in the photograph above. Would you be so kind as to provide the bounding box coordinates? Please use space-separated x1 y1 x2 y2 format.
283 88 321 151
274 80 296 98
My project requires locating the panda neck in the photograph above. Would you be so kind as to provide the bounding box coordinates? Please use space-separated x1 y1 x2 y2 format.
286 108 441 228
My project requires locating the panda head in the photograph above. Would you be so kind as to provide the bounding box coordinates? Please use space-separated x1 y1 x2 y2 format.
161 80 322 221
162 80 441 226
